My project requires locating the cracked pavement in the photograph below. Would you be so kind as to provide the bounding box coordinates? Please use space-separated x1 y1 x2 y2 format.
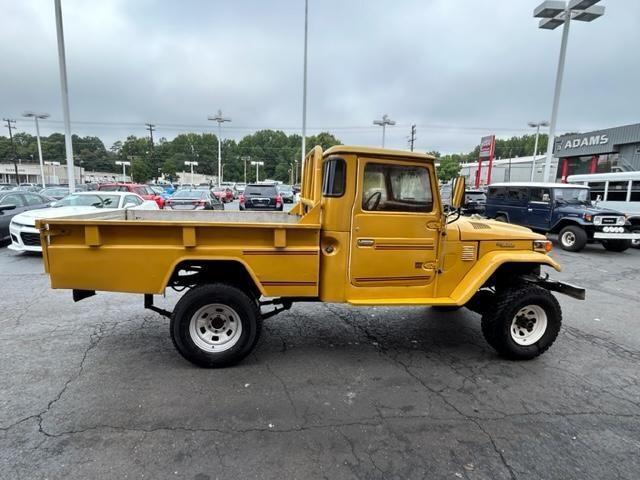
1 242 639 479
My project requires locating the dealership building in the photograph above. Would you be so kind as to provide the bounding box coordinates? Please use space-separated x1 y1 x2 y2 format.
459 123 640 185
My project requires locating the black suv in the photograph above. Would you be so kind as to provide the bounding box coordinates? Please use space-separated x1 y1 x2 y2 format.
239 184 283 211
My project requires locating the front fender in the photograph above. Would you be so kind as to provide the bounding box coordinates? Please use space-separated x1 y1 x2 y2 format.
449 250 561 305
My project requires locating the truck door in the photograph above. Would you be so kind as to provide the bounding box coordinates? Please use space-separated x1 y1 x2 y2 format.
349 158 440 288
526 187 552 230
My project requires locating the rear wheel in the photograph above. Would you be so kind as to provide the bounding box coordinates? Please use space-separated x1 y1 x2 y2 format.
481 284 561 360
601 239 630 252
170 283 262 368
558 225 587 252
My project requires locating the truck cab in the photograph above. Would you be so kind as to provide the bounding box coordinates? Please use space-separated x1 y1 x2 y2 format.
38 146 584 368
485 182 635 252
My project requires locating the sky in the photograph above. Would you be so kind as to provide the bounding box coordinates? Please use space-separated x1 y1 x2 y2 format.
1 0 639 154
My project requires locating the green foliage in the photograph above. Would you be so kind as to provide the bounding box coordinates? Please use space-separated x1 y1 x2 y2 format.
437 155 461 183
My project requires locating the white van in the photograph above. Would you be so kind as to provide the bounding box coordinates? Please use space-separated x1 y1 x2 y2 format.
567 172 640 247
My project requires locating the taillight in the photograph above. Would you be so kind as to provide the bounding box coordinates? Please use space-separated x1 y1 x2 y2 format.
239 195 245 203
276 195 282 205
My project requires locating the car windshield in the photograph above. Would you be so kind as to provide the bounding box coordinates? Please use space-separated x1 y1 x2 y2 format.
99 185 121 191
54 194 120 208
554 188 589 204
42 188 69 196
279 186 293 193
172 190 205 199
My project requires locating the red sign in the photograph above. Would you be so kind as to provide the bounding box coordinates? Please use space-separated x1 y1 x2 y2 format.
479 135 495 158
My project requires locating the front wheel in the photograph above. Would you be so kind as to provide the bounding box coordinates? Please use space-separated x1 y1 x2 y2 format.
481 285 561 360
558 225 587 252
602 239 631 252
631 227 640 249
170 283 262 368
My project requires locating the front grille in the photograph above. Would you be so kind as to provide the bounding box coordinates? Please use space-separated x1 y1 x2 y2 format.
598 216 621 225
469 221 491 230
20 232 41 246
461 245 477 261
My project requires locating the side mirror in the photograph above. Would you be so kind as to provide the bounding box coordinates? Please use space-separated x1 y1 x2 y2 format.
0 204 16 213
450 177 466 210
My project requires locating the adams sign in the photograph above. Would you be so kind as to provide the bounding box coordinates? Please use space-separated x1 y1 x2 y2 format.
557 134 609 151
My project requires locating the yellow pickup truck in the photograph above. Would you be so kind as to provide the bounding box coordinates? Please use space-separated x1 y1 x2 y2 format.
38 146 584 367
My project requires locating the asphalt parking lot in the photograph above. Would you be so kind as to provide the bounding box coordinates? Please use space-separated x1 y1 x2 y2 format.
1 230 639 479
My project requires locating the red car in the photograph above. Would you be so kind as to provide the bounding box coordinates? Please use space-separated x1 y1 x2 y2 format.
98 183 165 208
212 186 234 203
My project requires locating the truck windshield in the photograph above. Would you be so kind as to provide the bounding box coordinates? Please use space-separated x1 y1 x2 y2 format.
554 188 589 204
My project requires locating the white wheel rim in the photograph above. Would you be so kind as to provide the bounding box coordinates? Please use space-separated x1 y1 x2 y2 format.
562 231 575 246
510 305 547 346
189 303 243 352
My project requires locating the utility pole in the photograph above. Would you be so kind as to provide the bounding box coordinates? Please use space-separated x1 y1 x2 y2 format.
207 110 231 187
408 124 417 152
300 0 309 188
145 123 156 180
373 114 396 148
3 119 19 185
241 156 251 184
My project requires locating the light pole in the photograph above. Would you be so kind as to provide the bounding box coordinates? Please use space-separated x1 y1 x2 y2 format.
300 0 309 186
115 160 131 182
534 0 605 182
184 161 198 185
23 112 50 188
53 0 76 193
221 164 226 183
251 161 264 183
241 156 251 184
373 114 396 148
528 120 550 181
44 161 61 185
207 110 231 187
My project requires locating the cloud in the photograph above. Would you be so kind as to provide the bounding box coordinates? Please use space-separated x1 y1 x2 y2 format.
1 0 638 154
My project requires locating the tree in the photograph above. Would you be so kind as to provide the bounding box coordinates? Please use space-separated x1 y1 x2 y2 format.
437 155 461 183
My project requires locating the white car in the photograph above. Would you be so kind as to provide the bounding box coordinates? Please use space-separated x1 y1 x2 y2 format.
9 191 158 253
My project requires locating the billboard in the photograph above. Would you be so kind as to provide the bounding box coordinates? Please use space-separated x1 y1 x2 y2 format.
479 135 495 158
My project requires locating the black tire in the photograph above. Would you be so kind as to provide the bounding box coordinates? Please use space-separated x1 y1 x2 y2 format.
481 284 561 360
494 215 508 223
170 283 262 368
601 239 631 252
558 225 587 252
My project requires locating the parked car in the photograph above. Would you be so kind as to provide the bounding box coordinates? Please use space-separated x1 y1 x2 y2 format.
0 191 52 242
98 183 165 209
8 191 158 253
463 189 486 215
0 183 17 191
212 186 234 203
40 186 70 200
239 183 283 211
485 182 634 252
13 184 42 193
235 183 246 196
277 184 295 203
165 189 224 211
220 182 238 198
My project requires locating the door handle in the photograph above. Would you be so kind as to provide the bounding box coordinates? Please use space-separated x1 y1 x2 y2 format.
527 208 533 212
357 238 374 247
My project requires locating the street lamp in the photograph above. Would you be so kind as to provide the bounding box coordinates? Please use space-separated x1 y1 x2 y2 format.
241 156 251 184
373 114 396 148
207 110 231 187
534 0 605 182
22 112 50 188
251 161 264 182
300 0 309 187
184 161 198 185
115 160 131 182
528 120 550 181
44 161 61 185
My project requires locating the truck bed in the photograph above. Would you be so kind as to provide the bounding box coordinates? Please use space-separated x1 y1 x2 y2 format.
38 208 321 298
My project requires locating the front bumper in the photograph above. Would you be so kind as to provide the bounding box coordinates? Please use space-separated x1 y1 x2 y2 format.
594 232 640 240
8 223 42 252
523 274 585 300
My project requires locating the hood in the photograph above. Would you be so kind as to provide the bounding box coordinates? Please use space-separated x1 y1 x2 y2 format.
556 203 623 216
454 217 545 241
12 206 100 226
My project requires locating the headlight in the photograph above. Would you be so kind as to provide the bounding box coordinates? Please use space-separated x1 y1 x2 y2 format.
533 240 553 253
593 216 602 225
616 217 625 226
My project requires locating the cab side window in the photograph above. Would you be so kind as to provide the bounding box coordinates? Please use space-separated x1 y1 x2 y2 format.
23 193 46 206
124 195 143 206
507 187 528 203
322 157 346 197
529 188 551 203
0 194 25 207
362 163 432 213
